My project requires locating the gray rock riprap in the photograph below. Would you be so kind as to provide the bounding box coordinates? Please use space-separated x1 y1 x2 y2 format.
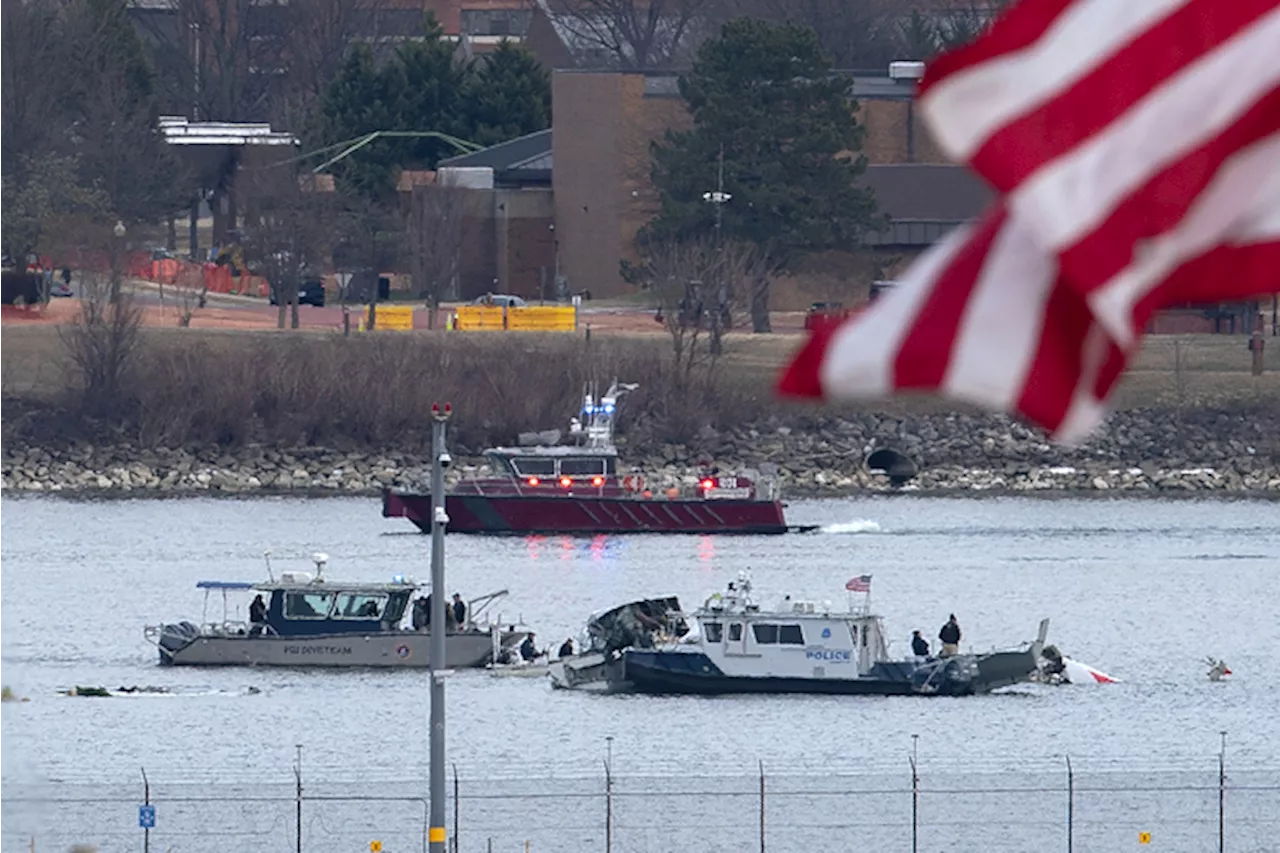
3 409 1277 497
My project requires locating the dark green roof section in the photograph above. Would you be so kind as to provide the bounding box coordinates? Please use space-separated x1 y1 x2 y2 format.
438 129 552 176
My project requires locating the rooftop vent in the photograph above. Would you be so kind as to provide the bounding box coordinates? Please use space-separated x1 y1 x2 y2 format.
889 61 926 80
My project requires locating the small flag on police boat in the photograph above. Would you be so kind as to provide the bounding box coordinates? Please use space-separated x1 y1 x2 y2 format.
846 575 872 593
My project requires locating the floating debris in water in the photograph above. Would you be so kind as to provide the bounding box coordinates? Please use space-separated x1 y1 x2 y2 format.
1 685 29 702
58 685 263 698
1206 658 1232 682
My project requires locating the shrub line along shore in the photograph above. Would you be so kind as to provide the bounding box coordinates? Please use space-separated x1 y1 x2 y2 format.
3 329 1276 498
5 408 1278 498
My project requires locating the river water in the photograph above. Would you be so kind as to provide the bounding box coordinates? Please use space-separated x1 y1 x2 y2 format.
2 495 1278 853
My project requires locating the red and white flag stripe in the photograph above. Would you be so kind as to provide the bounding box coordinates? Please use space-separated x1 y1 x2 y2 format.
779 0 1280 442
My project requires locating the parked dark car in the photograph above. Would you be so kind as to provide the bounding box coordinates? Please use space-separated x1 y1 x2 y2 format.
803 301 854 331
269 279 326 307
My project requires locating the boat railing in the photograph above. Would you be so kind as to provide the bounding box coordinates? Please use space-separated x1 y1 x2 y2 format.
201 620 277 638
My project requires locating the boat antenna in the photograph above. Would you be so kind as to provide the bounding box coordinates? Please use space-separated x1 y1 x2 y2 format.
312 552 329 581
263 549 275 582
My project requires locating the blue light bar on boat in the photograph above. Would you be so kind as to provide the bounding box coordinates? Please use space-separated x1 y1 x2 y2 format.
195 581 257 590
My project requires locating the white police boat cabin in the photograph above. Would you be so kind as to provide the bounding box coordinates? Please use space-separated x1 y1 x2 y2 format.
608 573 1047 697
143 553 528 669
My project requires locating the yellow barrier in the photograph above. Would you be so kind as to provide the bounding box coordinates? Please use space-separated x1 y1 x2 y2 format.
454 305 507 331
453 305 577 332
508 306 577 331
364 305 414 331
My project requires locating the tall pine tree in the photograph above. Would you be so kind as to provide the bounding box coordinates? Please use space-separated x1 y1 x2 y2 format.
464 41 551 148
647 18 882 314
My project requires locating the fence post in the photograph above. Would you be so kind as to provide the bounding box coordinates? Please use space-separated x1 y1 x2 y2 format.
294 744 303 853
1066 756 1073 853
910 734 919 853
1219 731 1227 853
141 767 150 853
452 763 460 853
759 760 765 853
604 758 613 853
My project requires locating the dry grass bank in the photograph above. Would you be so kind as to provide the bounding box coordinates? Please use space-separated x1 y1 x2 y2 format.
2 324 1275 452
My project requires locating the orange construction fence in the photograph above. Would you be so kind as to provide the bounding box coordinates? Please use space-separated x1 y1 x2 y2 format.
133 257 269 298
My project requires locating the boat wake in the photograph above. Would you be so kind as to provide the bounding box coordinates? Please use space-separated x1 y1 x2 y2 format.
820 518 882 535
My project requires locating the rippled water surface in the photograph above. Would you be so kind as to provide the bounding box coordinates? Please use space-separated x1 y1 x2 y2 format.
3 495 1278 852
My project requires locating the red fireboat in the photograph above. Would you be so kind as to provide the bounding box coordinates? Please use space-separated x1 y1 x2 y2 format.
382 381 804 535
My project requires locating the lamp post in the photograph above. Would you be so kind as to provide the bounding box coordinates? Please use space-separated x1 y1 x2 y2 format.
111 219 127 304
428 401 452 853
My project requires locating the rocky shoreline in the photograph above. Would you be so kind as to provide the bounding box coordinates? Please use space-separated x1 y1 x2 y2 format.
4 409 1277 498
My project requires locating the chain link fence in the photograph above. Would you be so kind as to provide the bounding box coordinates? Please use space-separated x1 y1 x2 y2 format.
4 757 1278 853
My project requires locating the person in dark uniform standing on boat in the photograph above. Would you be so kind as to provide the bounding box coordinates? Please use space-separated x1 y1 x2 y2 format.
412 597 429 631
938 615 962 657
558 638 575 659
452 593 467 628
249 594 267 636
911 630 930 658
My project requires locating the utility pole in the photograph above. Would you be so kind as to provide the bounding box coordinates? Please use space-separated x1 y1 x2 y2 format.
429 402 453 853
715 144 725 242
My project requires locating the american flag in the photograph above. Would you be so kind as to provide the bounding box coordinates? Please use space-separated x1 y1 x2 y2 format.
846 574 872 593
779 0 1280 443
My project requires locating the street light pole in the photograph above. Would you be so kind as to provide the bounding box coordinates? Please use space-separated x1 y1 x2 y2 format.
111 219 127 305
429 401 452 853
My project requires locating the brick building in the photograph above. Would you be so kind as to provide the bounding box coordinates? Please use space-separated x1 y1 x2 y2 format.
550 67 971 299
423 131 557 301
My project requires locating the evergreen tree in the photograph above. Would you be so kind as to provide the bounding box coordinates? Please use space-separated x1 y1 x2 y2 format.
463 41 551 148
647 19 881 268
646 19 882 331
318 43 401 200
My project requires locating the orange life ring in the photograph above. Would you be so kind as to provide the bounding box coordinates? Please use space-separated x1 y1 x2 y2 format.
622 474 645 492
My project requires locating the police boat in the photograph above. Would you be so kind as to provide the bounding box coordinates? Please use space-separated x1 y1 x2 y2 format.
143 552 529 669
596 573 1049 697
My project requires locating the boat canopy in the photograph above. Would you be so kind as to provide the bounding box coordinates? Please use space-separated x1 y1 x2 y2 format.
196 581 256 590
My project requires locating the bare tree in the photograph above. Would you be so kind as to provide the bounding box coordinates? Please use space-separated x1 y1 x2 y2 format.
335 194 404 331
1 1 64 171
538 0 712 69
408 184 468 329
242 168 335 329
718 0 900 68
58 267 144 415
276 0 382 120
636 236 771 388
159 264 208 328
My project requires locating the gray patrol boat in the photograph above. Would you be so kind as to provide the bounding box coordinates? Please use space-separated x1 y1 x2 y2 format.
144 553 529 669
